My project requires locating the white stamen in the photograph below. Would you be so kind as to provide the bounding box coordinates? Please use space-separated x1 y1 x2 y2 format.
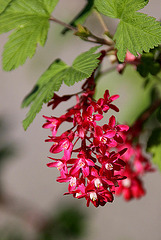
87 116 93 122
75 192 82 198
70 177 76 187
90 192 97 201
57 162 63 170
62 141 69 149
105 163 113 170
94 179 103 188
78 159 85 168
100 136 107 143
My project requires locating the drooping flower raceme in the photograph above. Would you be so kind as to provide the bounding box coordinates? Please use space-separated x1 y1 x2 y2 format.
42 50 154 206
43 70 129 207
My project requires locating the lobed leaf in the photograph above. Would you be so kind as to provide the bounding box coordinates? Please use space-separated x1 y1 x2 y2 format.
42 0 59 14
95 0 117 18
114 13 161 62
0 0 59 71
22 60 67 130
22 46 101 130
64 46 101 86
94 0 161 62
3 19 49 71
95 0 148 19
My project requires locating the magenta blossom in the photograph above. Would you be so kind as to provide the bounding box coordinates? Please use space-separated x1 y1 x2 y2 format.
43 54 129 207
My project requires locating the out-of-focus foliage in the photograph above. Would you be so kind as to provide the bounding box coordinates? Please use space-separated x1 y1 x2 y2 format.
39 206 86 240
0 228 24 240
137 47 161 78
95 66 153 125
0 118 15 169
147 128 161 171
157 106 161 123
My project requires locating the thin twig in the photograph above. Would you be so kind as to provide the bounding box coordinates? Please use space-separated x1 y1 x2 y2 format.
50 16 77 32
49 16 114 46
82 37 109 45
89 33 113 46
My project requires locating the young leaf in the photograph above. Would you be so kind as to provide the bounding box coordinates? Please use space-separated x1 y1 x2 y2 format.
95 0 161 62
22 46 101 130
147 128 161 171
62 0 94 34
0 0 59 71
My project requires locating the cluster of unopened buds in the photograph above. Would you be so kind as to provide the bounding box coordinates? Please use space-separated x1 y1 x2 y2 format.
43 52 154 207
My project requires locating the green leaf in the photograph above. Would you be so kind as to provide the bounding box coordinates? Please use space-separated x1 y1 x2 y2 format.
22 46 101 130
94 0 117 18
114 13 161 61
95 0 161 62
42 0 59 14
62 0 94 34
3 19 49 70
147 128 161 171
22 60 67 130
0 0 59 71
0 0 12 14
95 0 148 19
63 46 101 86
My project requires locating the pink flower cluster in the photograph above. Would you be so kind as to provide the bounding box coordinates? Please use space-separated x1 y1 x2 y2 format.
43 74 129 207
115 122 154 200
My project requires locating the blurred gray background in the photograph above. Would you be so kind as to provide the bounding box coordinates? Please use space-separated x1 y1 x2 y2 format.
0 0 161 239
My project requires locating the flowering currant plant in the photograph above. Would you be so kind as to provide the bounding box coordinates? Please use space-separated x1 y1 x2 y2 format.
0 0 161 207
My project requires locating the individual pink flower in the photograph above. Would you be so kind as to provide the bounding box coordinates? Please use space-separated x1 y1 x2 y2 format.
69 150 95 177
85 183 113 207
82 106 103 127
47 156 68 178
91 90 119 114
